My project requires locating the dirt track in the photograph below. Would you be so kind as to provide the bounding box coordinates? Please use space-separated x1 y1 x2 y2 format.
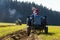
1 30 41 40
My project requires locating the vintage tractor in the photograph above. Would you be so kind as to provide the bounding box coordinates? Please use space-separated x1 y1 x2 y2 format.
26 15 48 36
16 18 22 25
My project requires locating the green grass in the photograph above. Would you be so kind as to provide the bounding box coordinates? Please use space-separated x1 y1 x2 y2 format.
0 23 26 37
0 23 60 40
38 26 60 40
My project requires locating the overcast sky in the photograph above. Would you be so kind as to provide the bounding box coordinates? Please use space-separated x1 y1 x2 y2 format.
17 0 60 12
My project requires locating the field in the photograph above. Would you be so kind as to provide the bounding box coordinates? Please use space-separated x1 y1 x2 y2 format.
39 26 60 40
0 23 26 38
0 23 60 40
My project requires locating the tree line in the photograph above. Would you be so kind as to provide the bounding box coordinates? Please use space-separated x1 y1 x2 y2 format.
0 0 60 25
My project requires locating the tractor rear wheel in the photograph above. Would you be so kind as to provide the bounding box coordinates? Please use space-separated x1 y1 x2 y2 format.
44 26 48 34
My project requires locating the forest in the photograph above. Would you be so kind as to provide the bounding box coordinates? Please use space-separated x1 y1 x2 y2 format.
0 0 60 25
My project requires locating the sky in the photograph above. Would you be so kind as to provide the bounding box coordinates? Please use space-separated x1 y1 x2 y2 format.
17 0 60 12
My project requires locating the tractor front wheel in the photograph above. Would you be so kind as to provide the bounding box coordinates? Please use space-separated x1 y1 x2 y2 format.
27 26 31 36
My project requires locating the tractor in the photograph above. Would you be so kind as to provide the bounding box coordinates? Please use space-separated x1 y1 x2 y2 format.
26 15 48 36
16 18 22 25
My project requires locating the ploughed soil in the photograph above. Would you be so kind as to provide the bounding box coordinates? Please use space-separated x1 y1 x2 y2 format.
0 30 41 40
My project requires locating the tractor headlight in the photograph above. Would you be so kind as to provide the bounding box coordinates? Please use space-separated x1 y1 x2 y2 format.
27 25 29 27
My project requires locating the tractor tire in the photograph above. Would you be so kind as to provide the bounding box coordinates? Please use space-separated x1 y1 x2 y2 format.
44 26 48 34
27 26 31 36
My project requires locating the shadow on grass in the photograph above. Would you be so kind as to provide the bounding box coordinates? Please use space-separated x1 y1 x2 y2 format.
0 25 15 27
37 32 55 36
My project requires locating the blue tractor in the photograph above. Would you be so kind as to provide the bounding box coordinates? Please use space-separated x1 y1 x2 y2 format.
26 15 48 36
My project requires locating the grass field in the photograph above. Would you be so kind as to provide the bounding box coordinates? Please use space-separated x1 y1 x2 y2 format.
0 23 26 38
39 26 60 40
0 23 60 40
